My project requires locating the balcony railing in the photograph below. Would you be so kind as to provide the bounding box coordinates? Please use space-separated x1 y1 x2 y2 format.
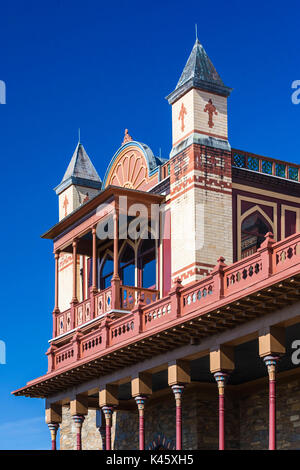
232 149 300 182
48 232 300 374
53 285 159 337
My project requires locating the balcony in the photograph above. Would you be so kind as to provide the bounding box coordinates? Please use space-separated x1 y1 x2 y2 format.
43 231 300 384
54 285 159 338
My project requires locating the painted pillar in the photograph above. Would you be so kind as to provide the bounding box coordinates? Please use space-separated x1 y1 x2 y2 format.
92 226 97 292
135 396 147 450
111 210 120 309
264 356 279 450
171 385 184 450
72 239 78 303
54 251 60 312
48 423 59 450
99 425 106 450
102 406 114 450
72 414 85 450
214 372 229 451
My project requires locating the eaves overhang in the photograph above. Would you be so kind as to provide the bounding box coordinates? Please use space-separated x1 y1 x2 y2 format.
41 185 165 240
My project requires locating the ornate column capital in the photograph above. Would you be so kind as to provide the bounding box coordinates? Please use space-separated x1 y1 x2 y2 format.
102 405 114 419
72 414 85 428
48 422 59 434
135 395 147 413
171 384 185 403
263 355 280 381
214 371 230 395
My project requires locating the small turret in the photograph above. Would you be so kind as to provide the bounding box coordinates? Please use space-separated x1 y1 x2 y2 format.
55 142 102 220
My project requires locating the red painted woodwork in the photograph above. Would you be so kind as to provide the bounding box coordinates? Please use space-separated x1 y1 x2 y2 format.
44 231 300 376
171 385 184 450
264 356 279 450
162 210 171 296
72 415 85 450
219 393 225 450
135 397 147 450
269 378 276 450
102 407 113 450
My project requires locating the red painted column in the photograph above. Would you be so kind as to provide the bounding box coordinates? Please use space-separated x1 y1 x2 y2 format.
92 226 97 293
52 250 60 337
102 406 114 450
99 425 106 450
135 396 147 450
214 372 229 451
111 211 120 309
48 423 59 450
171 385 184 450
72 415 85 450
72 239 78 304
263 356 279 450
54 251 60 312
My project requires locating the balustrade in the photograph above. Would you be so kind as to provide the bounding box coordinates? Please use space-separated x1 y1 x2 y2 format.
49 232 300 374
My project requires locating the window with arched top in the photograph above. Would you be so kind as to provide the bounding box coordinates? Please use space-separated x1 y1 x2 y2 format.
241 211 271 258
138 237 156 288
119 243 135 286
100 254 114 289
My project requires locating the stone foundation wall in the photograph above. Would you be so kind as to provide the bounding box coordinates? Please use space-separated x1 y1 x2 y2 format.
240 376 300 450
59 377 300 450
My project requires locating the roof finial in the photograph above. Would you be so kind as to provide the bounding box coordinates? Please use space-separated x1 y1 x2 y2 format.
195 23 198 41
122 128 133 146
78 128 81 144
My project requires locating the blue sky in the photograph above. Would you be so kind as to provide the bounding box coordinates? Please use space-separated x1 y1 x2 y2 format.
0 0 299 450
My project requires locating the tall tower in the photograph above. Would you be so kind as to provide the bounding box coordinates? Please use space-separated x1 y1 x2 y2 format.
166 39 233 284
55 142 102 221
54 143 102 312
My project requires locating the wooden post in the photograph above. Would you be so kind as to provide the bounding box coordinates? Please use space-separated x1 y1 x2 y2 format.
102 406 114 450
264 356 279 450
111 211 120 309
72 239 78 304
70 395 88 450
214 372 229 450
72 415 85 450
45 404 62 450
171 385 184 450
259 326 285 450
48 423 59 450
99 384 119 450
92 226 97 293
135 396 147 450
168 360 190 450
132 373 152 450
54 250 60 312
52 250 60 337
210 346 234 451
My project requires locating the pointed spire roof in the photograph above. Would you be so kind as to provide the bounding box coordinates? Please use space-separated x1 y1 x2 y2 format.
55 143 102 195
167 39 232 104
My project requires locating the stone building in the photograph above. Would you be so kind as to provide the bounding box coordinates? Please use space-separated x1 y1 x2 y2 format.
13 38 300 450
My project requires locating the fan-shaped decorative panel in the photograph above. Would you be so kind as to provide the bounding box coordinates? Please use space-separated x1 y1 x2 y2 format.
105 148 149 190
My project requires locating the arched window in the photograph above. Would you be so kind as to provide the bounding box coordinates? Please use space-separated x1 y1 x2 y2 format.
241 211 271 258
119 243 135 286
138 238 156 288
100 254 113 289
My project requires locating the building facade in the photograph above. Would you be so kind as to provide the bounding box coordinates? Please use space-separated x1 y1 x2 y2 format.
13 39 300 451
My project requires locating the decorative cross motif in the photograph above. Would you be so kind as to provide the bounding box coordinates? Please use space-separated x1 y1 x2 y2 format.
63 195 69 217
204 99 218 128
178 103 187 132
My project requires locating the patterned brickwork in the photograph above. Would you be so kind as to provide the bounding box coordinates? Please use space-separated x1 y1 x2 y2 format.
170 143 233 285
